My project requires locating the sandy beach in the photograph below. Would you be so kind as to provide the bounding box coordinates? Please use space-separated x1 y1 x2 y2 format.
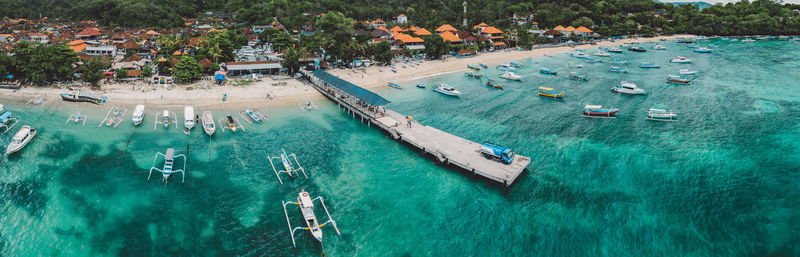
0 35 689 109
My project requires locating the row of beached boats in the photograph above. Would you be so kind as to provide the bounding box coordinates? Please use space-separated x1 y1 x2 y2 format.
130 105 266 135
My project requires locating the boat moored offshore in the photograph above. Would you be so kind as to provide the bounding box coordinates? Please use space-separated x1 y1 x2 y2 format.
184 106 195 130
499 71 522 81
486 79 504 89
6 125 36 154
669 56 692 63
131 105 146 126
694 47 713 53
611 81 645 94
609 66 629 73
433 84 461 96
583 105 619 118
202 111 215 136
568 72 589 81
536 87 566 100
539 68 558 75
608 47 623 53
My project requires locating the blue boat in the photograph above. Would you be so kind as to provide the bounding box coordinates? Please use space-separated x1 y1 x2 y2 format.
496 64 515 71
639 63 660 69
539 68 558 75
479 63 488 69
609 67 628 73
694 47 713 53
568 72 589 81
584 57 603 63
387 81 402 89
416 84 426 88
612 59 629 65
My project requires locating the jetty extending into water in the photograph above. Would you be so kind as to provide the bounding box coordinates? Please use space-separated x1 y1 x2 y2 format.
302 70 530 187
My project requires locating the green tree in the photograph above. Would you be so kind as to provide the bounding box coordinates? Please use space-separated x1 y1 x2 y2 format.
82 57 108 89
283 47 299 74
141 64 153 78
172 55 202 83
372 41 393 64
516 29 533 49
422 34 448 59
314 11 354 60
115 69 129 79
11 42 78 84
258 28 295 51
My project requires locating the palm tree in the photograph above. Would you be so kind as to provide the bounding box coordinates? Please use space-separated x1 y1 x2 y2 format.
208 43 223 63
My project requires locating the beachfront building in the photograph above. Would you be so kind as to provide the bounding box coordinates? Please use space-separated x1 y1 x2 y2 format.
308 69 390 118
223 61 283 76
439 31 462 46
476 25 505 49
393 33 425 51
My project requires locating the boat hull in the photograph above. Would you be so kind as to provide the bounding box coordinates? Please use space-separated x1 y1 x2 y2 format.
584 110 618 117
6 129 35 155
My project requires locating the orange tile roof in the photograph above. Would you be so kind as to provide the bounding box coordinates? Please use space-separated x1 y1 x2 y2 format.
372 19 385 24
69 43 87 52
68 40 86 45
481 26 503 34
376 26 389 32
553 25 567 31
393 33 424 43
439 31 461 42
435 24 457 33
398 14 406 17
414 28 432 36
565 26 576 31
493 41 506 46
472 22 488 29
390 26 405 33
145 30 160 35
576 26 593 33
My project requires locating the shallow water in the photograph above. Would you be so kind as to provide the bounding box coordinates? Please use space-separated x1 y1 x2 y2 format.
1 39 799 256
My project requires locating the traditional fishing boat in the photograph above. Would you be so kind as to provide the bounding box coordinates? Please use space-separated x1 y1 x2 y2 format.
669 56 692 63
678 69 698 75
583 105 618 118
609 66 629 73
131 105 145 126
639 62 660 69
571 51 589 58
611 59 629 65
608 47 623 53
0 104 4 115
536 87 566 100
202 111 216 136
568 72 589 81
694 47 713 53
486 79 504 89
667 75 692 84
653 44 667 50
467 64 481 70
60 91 107 104
678 38 695 44
496 64 515 71
509 62 522 68
479 63 488 69
611 81 645 94
646 109 678 122
568 62 584 68
593 51 610 57
628 46 646 52
741 38 756 42
433 84 461 96
416 84 426 88
6 125 36 154
465 71 483 79
584 57 603 63
539 68 557 75
387 81 402 89
499 71 522 81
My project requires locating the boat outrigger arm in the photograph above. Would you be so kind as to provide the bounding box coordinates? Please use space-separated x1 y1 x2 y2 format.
268 150 308 184
148 148 187 184
281 196 341 248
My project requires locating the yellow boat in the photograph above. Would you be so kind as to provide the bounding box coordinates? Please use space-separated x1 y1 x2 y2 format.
536 86 566 100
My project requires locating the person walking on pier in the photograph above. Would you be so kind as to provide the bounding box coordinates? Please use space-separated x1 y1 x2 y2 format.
406 116 413 128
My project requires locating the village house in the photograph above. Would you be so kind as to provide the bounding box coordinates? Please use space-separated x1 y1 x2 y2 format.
84 45 116 56
392 33 425 51
76 27 102 41
396 14 408 24
370 19 387 28
28 32 49 44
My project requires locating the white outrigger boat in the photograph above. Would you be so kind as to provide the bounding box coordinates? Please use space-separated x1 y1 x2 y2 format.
148 148 186 184
611 81 646 95
6 125 36 154
131 105 145 126
653 44 667 50
65 111 87 126
184 106 195 130
281 190 342 249
647 108 678 122
593 51 611 57
201 111 216 136
499 71 522 81
0 104 4 114
0 111 19 133
669 56 692 63
154 110 177 130
608 47 623 53
678 69 698 75
239 107 266 123
269 149 309 184
218 115 245 133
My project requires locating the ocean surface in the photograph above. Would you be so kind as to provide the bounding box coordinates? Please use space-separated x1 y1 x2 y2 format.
2 39 799 256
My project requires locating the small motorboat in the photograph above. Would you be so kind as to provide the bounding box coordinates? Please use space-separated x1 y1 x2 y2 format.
244 108 265 123
496 64 516 71
416 84 426 88
609 67 629 73
583 105 618 118
584 57 602 63
612 59 629 65
694 47 713 53
742 38 756 42
653 44 667 50
628 46 646 52
433 84 461 96
639 62 660 69
678 69 698 75
593 51 611 57
387 81 402 89
537 87 566 100
467 64 481 70
499 71 522 81
678 38 695 44
6 125 36 154
571 51 589 58
465 71 483 79
608 47 623 53
669 56 692 63
486 79 504 89
479 63 488 69
184 106 195 130
509 62 522 68
667 75 692 84
611 81 645 95
686 44 699 48
202 111 216 136
568 62 584 68
647 108 678 121
568 72 589 81
131 104 145 126
539 68 557 75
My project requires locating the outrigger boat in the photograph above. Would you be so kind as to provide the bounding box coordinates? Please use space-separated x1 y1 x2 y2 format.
147 148 186 184
299 101 319 112
281 190 342 249
509 62 522 68
499 71 522 81
608 47 623 53
28 95 48 105
65 111 87 126
154 110 177 130
433 84 461 96
584 57 603 63
694 47 713 53
679 69 698 75
465 71 483 79
647 108 678 122
131 105 145 126
571 51 589 58
685 44 699 48
269 149 309 184
387 81 402 89
611 59 629 65
628 46 646 52
639 62 660 69
0 104 4 115
539 68 557 75
486 79 504 89
219 115 245 133
667 75 692 84
536 87 566 100
612 81 645 95
184 106 195 130
0 111 19 133
60 91 107 104
568 62 584 68
6 125 36 154
202 111 215 136
239 107 266 123
583 105 618 118
416 84 426 88
568 72 589 81
609 66 629 73
98 105 128 128
479 63 488 69
670 56 692 63
593 51 611 57
496 64 516 71
467 64 481 70
653 44 667 50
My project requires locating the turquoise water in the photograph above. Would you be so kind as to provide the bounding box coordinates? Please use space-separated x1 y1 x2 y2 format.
2 39 800 256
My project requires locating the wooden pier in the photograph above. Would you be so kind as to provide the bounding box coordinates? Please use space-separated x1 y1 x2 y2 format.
302 70 530 187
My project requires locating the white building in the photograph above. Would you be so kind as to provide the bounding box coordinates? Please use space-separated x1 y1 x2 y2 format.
397 14 408 24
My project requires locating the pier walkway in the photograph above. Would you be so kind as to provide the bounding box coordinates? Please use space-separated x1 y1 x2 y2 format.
302 70 530 187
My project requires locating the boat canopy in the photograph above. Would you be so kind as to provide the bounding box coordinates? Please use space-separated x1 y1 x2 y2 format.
539 87 553 90
312 69 390 106
585 105 602 109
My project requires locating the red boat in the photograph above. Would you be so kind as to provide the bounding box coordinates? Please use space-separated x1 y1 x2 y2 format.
667 76 691 84
583 105 618 118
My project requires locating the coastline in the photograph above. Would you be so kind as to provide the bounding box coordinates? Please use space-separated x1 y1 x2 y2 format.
0 35 690 110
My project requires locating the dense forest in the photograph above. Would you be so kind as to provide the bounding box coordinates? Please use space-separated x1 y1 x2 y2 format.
3 0 800 36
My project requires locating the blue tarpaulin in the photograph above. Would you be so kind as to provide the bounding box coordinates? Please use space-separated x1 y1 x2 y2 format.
311 69 390 106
